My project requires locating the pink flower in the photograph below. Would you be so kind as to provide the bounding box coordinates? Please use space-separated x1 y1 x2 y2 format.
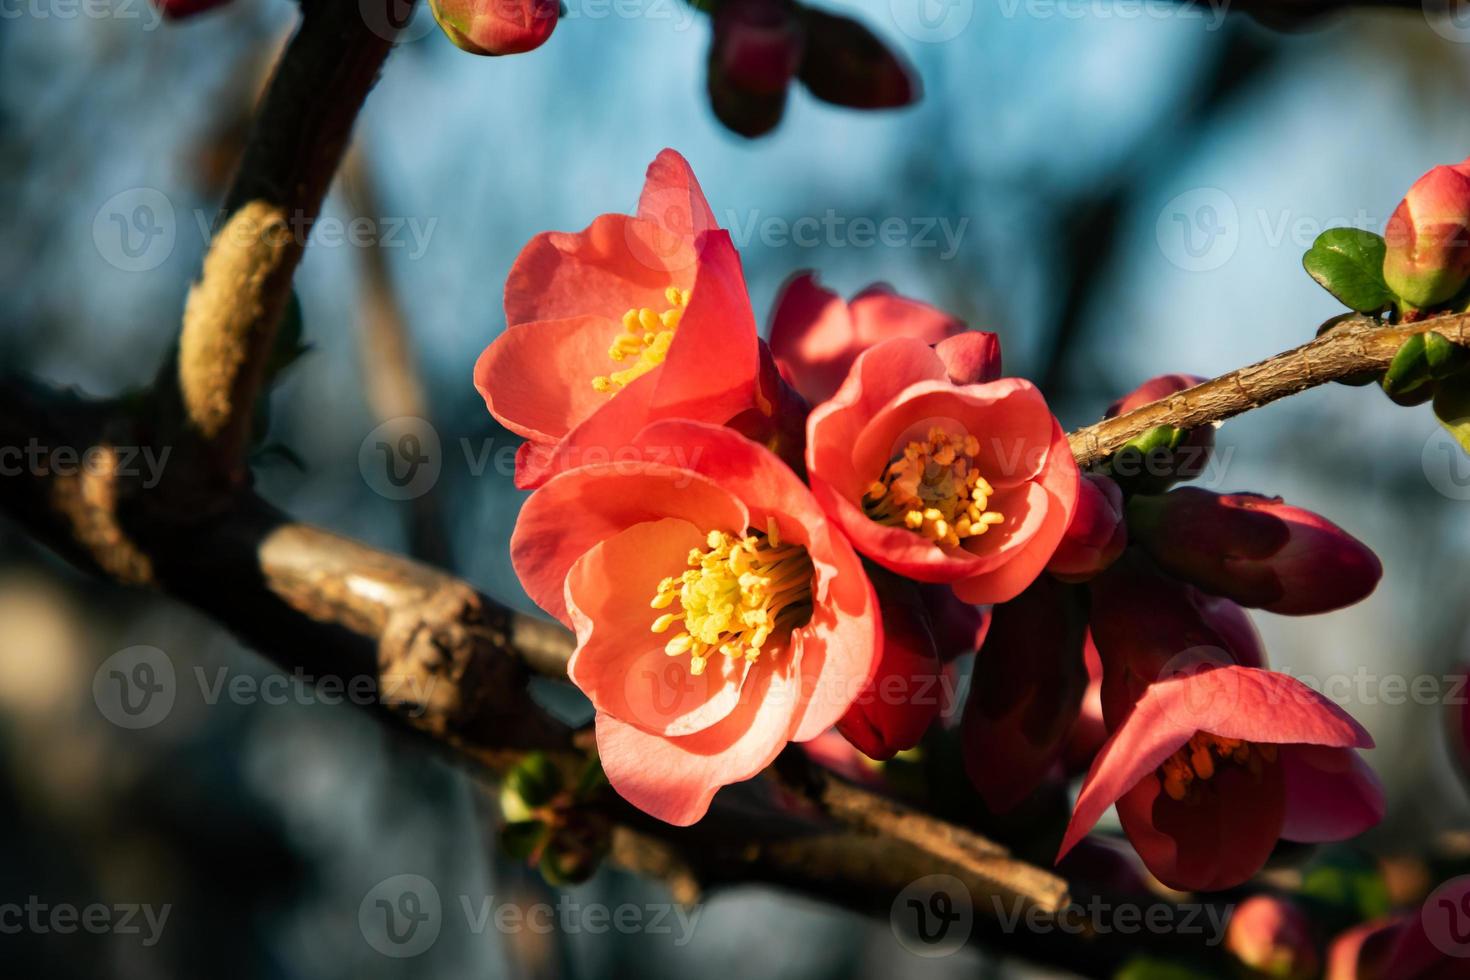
429 0 559 55
768 273 985 405
1047 473 1127 582
1058 661 1383 892
1383 157 1470 311
476 150 760 489
805 336 1079 604
962 575 1089 812
511 421 878 825
1226 895 1321 980
1129 488 1383 616
837 581 944 760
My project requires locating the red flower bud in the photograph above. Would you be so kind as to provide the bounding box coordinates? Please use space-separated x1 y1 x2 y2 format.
707 0 803 137
1129 489 1382 616
919 584 990 662
962 575 1088 812
1089 550 1265 729
796 7 917 111
1047 474 1127 582
1226 895 1321 980
1384 158 1470 311
837 583 943 760
430 0 558 56
153 0 231 17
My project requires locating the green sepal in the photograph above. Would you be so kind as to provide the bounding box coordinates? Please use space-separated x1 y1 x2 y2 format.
1381 334 1433 402
1434 374 1470 454
1302 229 1394 314
1425 331 1470 381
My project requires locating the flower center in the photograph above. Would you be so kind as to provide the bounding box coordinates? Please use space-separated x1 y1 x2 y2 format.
592 286 690 394
862 427 1005 548
649 519 814 677
1158 732 1278 802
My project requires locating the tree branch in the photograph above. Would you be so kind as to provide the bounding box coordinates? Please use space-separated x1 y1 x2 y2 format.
171 0 407 489
1068 312 1470 468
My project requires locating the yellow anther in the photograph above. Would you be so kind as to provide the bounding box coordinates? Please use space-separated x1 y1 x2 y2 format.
863 426 1005 548
592 287 690 394
649 526 814 672
1156 732 1275 804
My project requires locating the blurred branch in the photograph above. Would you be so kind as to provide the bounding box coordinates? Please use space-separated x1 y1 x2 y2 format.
168 0 406 491
1069 312 1470 467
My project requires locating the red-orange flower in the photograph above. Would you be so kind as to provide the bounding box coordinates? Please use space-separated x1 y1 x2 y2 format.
805 335 1078 603
511 421 879 825
476 151 760 489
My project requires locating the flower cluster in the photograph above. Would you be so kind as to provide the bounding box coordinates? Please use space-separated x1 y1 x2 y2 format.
482 151 1385 892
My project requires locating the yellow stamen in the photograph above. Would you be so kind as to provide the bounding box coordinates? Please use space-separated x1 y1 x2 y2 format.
862 427 1005 548
649 526 814 670
592 286 690 394
1156 732 1276 804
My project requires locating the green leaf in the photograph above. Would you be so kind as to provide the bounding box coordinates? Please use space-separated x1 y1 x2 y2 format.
1434 375 1470 454
1303 229 1394 313
1299 848 1391 923
505 752 563 810
1115 956 1221 980
501 820 550 861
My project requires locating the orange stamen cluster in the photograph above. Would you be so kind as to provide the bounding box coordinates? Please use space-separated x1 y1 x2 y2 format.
862 427 1005 547
1159 732 1279 802
592 286 690 394
648 519 813 677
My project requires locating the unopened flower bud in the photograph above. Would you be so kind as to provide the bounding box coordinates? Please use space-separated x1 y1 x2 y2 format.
1047 473 1127 582
1226 895 1321 980
430 0 559 56
1383 157 1470 311
1129 488 1382 616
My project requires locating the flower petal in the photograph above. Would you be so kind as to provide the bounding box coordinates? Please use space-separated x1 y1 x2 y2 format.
565 519 752 737
593 655 801 826
1279 744 1385 843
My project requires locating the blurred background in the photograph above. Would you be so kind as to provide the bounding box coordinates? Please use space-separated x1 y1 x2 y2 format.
4 2 1470 976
